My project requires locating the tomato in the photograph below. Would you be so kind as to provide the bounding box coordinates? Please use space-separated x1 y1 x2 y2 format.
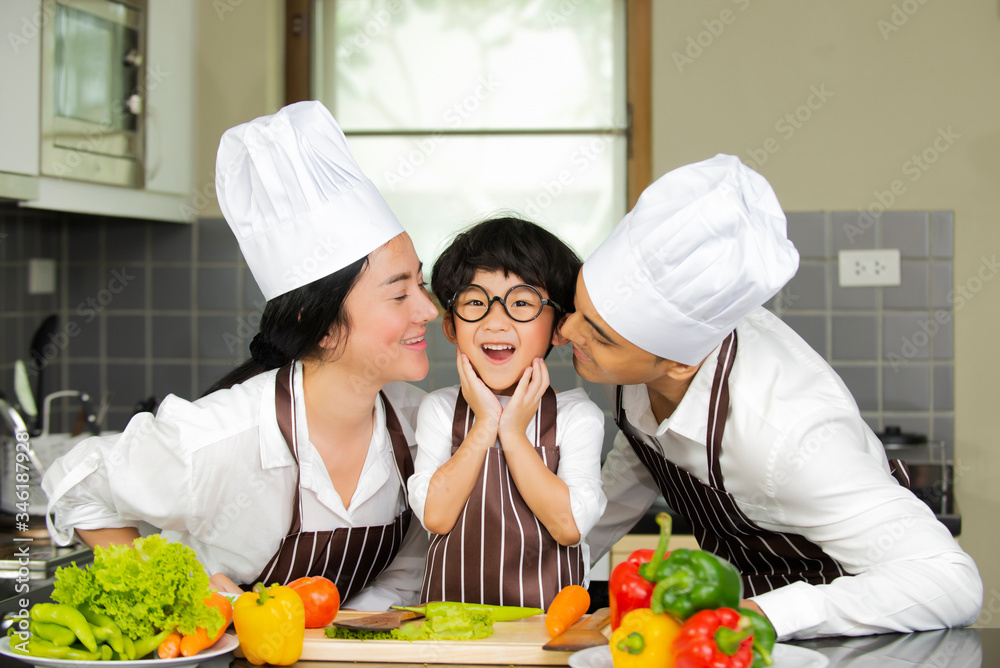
287 576 340 628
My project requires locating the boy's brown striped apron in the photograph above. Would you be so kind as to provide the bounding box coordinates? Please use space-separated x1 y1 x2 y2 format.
616 331 911 597
420 387 584 609
251 364 413 602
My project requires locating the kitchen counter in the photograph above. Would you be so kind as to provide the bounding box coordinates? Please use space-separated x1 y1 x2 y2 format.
0 586 991 667
226 627 991 667
232 627 989 667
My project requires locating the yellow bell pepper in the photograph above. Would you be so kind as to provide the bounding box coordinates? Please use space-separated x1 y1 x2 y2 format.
609 608 682 668
233 583 305 666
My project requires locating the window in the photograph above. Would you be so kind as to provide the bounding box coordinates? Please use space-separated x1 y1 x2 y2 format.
289 0 650 272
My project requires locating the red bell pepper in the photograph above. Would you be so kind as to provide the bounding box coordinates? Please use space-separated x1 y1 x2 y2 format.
609 514 674 630
673 607 772 668
609 549 657 630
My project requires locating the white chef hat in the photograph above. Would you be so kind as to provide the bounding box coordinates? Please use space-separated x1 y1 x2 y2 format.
583 154 799 365
215 100 404 300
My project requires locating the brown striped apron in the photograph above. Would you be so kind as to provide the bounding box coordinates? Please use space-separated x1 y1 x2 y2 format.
251 364 413 603
420 387 585 608
616 331 911 597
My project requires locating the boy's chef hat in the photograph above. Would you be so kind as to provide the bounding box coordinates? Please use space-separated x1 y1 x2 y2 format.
583 154 799 365
216 100 404 300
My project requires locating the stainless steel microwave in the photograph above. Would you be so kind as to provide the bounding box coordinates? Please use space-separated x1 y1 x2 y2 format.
40 0 147 188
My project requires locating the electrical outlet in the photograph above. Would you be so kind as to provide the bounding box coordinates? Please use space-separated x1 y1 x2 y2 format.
28 258 57 295
838 249 901 287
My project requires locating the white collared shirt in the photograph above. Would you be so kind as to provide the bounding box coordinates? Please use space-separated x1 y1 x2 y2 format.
586 308 983 639
43 362 428 610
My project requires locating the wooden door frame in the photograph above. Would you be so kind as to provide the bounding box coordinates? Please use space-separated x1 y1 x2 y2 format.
626 0 652 210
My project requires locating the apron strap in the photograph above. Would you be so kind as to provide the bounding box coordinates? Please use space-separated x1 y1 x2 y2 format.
452 391 474 448
383 390 413 489
889 458 911 488
613 332 738 490
273 363 414 534
273 363 302 534
706 332 738 490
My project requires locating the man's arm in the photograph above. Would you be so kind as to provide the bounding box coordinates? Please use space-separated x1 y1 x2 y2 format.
745 413 982 639
585 430 661 565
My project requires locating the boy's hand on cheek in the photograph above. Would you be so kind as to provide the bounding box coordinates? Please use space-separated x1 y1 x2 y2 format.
457 349 502 430
498 358 549 443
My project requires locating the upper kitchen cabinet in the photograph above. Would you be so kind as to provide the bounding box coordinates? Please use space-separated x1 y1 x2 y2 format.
0 0 43 199
143 0 195 199
1 0 196 222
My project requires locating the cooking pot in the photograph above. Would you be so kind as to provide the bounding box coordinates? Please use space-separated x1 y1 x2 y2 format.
0 393 112 516
0 432 89 516
876 425 952 518
876 425 930 449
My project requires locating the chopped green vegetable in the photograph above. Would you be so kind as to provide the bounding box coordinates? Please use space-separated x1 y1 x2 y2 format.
323 609 495 642
51 535 221 640
393 609 494 641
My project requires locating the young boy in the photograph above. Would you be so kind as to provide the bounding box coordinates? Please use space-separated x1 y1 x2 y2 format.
408 217 606 609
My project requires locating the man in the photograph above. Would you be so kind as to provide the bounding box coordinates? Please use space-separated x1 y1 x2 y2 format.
562 154 982 639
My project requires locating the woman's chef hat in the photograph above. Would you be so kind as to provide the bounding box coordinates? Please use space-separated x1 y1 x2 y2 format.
215 100 404 300
583 154 799 365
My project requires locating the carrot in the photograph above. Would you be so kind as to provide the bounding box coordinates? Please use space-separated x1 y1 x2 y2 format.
545 585 591 637
157 631 182 659
180 592 234 657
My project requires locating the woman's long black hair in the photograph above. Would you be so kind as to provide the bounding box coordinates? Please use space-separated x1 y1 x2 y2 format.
203 256 369 395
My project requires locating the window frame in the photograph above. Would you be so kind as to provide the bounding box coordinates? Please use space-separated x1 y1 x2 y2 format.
283 0 651 209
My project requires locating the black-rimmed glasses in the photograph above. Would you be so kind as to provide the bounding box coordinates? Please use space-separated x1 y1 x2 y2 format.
449 284 564 323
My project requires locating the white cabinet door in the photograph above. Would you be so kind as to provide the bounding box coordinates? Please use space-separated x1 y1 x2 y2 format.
0 0 42 177
144 0 195 197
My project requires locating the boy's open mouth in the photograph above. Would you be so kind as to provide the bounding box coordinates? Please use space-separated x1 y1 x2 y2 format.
482 343 515 363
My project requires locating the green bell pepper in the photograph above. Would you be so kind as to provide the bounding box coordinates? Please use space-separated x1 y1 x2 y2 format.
740 607 776 667
638 512 743 620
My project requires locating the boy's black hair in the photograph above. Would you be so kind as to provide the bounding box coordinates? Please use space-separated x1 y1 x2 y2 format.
431 216 582 322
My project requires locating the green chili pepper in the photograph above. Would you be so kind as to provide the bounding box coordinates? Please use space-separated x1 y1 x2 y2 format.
29 620 77 646
29 603 98 653
120 634 136 661
637 513 743 621
131 627 174 660
392 601 543 622
79 604 125 654
12 634 105 661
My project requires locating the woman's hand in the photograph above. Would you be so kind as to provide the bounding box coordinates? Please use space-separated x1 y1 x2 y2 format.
498 358 549 445
456 349 502 432
209 572 244 595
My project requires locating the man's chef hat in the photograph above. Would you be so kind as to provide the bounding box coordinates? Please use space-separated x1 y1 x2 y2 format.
216 100 404 300
583 154 799 365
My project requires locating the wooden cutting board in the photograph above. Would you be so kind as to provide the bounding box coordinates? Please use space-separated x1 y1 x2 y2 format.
299 610 610 665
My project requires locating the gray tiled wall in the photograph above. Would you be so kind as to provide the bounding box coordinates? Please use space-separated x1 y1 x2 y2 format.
0 205 954 458
772 210 955 456
0 206 267 433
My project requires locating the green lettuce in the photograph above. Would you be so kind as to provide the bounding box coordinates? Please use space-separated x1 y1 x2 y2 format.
392 608 494 641
52 534 222 640
322 609 495 642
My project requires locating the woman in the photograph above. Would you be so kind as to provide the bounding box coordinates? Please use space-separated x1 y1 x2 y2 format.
42 101 439 610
